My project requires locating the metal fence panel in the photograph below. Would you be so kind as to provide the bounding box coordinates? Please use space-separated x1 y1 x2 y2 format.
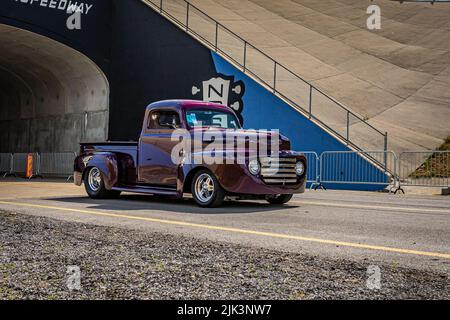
0 153 13 176
319 151 396 188
12 153 27 175
39 153 77 178
398 151 449 188
10 153 40 177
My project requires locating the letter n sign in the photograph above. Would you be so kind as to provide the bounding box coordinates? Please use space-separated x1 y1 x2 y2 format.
203 77 231 106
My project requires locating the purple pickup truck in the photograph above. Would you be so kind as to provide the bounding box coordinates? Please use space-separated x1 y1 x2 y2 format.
74 100 307 207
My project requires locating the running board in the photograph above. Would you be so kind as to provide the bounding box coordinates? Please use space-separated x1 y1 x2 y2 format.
112 185 179 197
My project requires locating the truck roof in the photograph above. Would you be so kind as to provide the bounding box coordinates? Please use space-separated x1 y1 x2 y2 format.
146 99 233 113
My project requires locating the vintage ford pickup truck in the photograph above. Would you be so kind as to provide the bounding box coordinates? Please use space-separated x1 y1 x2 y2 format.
74 100 307 207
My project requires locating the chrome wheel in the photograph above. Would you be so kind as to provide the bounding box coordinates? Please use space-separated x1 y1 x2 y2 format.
88 167 102 192
194 173 215 203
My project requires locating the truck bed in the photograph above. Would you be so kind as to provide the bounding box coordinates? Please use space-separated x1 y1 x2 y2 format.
80 141 138 165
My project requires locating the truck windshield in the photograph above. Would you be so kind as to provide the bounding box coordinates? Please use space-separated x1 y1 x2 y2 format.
186 109 241 129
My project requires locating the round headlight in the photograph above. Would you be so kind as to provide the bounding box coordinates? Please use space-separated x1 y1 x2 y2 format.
295 161 305 176
248 159 261 175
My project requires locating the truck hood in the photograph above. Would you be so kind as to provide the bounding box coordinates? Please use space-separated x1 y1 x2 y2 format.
190 127 291 151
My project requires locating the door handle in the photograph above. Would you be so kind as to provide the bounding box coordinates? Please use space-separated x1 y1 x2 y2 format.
147 158 152 161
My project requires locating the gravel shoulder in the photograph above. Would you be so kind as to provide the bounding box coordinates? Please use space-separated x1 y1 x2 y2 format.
0 210 448 300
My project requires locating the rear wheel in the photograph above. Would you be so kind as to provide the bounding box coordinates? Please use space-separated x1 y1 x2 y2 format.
191 170 225 208
84 167 121 199
266 194 293 205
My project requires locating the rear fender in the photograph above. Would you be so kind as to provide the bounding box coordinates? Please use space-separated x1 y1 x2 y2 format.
79 153 118 190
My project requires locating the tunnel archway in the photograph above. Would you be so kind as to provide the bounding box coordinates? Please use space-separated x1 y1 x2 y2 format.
0 23 109 153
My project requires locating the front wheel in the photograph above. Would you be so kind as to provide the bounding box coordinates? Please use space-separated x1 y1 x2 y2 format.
84 167 121 199
266 194 293 205
191 170 225 208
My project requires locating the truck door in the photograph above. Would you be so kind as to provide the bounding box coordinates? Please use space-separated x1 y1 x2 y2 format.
138 109 182 186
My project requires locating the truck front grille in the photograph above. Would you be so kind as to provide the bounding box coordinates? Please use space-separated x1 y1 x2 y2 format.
260 157 298 185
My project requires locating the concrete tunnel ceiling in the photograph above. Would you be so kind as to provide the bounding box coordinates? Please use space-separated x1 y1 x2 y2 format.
0 23 109 153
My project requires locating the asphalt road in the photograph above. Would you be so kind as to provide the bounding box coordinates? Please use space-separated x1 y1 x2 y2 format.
0 179 449 274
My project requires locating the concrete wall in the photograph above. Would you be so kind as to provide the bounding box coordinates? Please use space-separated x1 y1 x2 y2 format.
0 24 109 153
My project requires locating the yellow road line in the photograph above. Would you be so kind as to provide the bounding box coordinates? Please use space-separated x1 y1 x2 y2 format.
292 200 450 214
0 200 449 259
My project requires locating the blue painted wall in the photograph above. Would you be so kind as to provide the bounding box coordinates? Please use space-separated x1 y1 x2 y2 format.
211 52 388 191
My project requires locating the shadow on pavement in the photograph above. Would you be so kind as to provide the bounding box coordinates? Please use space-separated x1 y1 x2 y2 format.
43 194 298 214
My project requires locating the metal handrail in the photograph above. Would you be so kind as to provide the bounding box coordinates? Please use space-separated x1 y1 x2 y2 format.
143 0 388 152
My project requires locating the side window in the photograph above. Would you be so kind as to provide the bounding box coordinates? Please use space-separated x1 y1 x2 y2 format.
148 111 181 130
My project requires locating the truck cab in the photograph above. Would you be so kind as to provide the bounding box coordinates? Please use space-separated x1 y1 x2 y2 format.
74 100 307 207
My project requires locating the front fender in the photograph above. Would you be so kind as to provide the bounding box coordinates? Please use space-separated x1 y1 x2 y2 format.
74 153 118 190
180 149 257 193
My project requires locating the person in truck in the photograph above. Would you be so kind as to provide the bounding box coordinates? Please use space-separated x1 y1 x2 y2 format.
74 100 307 207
